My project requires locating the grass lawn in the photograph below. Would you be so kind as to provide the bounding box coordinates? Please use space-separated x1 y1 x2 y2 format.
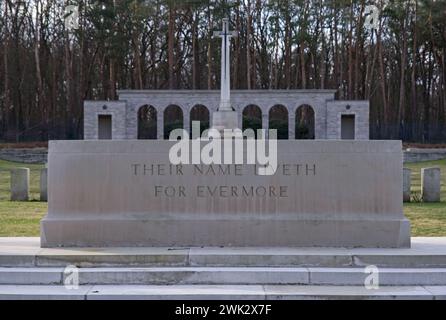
403 159 446 236
405 159 446 201
0 159 47 236
0 158 445 237
404 203 446 236
0 201 46 236
0 159 45 201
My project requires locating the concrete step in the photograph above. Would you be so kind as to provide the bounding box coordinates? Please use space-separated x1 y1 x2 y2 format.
0 285 445 300
1 267 446 286
3 238 446 268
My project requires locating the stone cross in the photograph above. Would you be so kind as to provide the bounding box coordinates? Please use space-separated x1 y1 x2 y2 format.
214 18 238 112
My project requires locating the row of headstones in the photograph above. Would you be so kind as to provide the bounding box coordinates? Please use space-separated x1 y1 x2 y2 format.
403 167 442 202
10 168 47 202
8 166 442 203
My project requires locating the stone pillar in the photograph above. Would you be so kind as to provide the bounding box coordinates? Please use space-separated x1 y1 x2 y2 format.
288 112 295 140
10 168 29 201
422 167 441 202
237 110 243 130
40 168 48 202
208 109 213 129
314 105 326 139
157 110 164 140
262 113 269 139
403 168 411 202
183 109 190 136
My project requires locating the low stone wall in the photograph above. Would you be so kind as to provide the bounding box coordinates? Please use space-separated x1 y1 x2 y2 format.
404 148 446 163
0 146 445 165
0 148 48 164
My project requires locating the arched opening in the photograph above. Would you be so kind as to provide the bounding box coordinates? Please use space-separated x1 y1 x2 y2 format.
269 105 289 140
190 105 210 137
295 105 315 139
137 105 157 139
164 105 183 139
242 105 262 138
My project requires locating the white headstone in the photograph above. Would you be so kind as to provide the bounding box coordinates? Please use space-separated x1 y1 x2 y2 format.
422 167 441 202
10 168 29 201
403 168 411 202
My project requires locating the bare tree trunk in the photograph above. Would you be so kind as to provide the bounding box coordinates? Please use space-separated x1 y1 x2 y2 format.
207 5 212 90
2 0 10 137
168 5 175 89
320 34 326 89
246 0 252 90
300 2 309 89
398 14 408 140
234 2 241 89
299 44 307 89
134 37 143 90
347 1 354 99
149 3 160 88
365 30 377 100
65 35 73 138
274 17 279 89
354 1 365 99
192 11 199 89
109 58 116 99
333 3 339 93
284 0 291 89
410 2 418 141
377 25 388 138
34 0 46 140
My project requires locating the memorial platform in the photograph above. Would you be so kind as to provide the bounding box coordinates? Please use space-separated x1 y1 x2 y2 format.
1 238 446 300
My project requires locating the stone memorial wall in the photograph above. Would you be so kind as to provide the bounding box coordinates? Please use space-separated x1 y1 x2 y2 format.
41 140 410 248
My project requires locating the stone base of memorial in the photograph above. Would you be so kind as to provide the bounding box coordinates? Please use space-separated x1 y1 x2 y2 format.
40 140 410 248
212 110 239 133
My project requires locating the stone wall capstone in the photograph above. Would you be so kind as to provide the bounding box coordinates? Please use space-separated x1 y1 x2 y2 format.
0 148 48 164
404 149 446 163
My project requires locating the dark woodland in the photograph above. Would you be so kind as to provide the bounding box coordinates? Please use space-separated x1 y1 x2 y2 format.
0 0 445 142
